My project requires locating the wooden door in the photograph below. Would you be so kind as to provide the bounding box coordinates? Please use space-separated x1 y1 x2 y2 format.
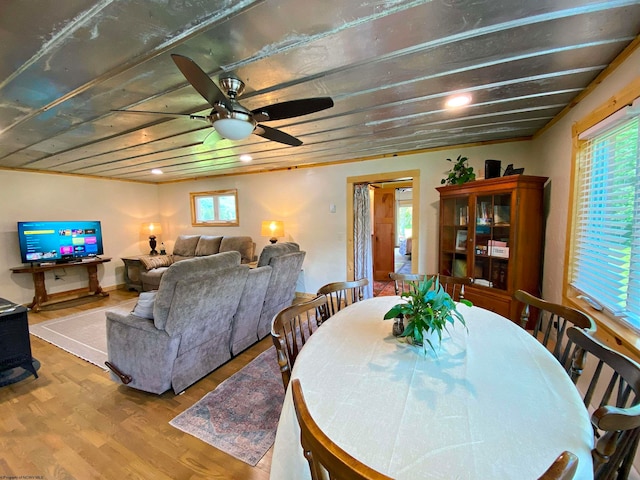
373 187 395 281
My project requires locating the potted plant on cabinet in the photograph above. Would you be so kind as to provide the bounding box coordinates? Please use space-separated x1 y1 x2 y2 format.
441 155 476 185
384 276 471 355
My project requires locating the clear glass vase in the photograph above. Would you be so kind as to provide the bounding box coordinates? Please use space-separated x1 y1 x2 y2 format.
392 314 404 337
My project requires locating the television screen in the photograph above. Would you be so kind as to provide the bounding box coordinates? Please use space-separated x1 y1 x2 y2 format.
17 220 104 264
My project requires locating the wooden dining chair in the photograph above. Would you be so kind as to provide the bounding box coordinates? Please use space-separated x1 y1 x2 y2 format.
514 290 596 368
271 295 328 389
537 451 579 480
388 272 425 295
291 379 393 480
316 278 369 319
567 326 640 480
390 273 470 301
431 274 472 301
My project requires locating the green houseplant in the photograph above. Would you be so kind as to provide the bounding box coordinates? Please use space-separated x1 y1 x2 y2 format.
384 276 472 354
441 155 476 185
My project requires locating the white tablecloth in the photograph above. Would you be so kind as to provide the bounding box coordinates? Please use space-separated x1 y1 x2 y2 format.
270 296 594 479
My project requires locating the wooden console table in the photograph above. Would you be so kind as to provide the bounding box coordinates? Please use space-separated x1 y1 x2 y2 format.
10 258 111 312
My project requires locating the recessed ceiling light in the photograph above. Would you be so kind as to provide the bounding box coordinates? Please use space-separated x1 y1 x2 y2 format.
445 94 472 109
151 168 163 175
239 154 252 162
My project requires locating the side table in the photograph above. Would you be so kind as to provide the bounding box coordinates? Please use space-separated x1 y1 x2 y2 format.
0 299 38 380
121 256 147 292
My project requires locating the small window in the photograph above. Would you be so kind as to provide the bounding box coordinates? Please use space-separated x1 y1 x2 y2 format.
190 189 239 226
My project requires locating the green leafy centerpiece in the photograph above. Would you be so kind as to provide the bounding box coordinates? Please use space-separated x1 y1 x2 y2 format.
384 276 472 354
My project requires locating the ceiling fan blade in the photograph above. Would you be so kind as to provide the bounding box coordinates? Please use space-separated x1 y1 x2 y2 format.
252 97 334 122
111 109 207 121
255 124 303 146
171 54 229 110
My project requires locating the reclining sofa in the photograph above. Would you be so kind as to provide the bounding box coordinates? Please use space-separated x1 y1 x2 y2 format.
231 242 306 354
139 234 255 291
105 242 305 394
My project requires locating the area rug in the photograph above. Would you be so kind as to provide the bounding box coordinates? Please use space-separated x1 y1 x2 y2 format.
169 346 284 466
29 299 137 370
373 280 397 296
374 258 412 296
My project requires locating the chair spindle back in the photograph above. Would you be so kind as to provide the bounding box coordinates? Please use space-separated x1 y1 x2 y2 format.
515 290 596 368
567 326 640 479
316 278 369 319
271 295 328 389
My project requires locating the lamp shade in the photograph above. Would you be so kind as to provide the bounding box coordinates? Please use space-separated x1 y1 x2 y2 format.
261 220 284 243
141 222 162 237
213 118 255 140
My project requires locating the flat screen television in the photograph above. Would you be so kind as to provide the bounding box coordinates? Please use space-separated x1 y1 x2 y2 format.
17 220 104 264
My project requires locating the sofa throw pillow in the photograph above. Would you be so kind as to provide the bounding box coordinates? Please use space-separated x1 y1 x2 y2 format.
132 291 156 319
139 255 173 270
195 235 223 256
220 236 255 263
173 235 200 257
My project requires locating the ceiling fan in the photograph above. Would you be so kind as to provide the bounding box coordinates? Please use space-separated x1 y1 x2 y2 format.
113 54 334 146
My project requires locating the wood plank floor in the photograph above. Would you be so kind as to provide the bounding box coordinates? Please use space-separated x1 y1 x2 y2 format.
0 289 274 480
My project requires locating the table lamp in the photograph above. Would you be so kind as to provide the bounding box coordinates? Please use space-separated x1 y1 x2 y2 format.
141 222 162 255
261 220 284 244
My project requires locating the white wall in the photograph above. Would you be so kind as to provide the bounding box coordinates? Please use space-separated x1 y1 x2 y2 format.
532 47 640 303
157 141 533 294
0 170 159 305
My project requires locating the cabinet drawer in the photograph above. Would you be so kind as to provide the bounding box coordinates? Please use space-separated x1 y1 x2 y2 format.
463 288 511 319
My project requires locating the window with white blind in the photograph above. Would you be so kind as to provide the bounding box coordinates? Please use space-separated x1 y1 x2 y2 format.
570 99 640 329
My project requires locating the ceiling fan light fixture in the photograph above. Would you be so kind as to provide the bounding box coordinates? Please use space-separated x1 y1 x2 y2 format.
213 117 255 140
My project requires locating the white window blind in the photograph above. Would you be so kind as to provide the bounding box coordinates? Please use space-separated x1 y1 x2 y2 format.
572 111 640 328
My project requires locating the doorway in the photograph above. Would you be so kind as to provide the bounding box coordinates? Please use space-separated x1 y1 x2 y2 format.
371 182 414 281
395 187 413 273
346 169 421 291
372 185 396 281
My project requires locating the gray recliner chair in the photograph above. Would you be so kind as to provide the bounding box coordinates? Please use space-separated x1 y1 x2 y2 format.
105 252 249 394
255 242 306 340
230 263 272 355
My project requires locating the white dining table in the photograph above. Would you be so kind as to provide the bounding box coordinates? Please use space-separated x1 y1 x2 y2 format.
270 296 594 479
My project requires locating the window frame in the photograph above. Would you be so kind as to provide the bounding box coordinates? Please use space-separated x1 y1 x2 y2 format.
565 79 640 343
190 189 239 227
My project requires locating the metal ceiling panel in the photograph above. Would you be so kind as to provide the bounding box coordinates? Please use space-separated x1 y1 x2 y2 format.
0 0 639 182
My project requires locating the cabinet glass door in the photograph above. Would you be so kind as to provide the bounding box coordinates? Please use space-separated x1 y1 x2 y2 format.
440 196 469 277
473 193 511 290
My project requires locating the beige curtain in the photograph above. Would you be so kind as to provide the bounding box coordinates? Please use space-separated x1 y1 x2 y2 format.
354 183 373 298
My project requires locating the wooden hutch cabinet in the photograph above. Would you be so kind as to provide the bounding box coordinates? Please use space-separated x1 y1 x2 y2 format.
436 175 548 325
